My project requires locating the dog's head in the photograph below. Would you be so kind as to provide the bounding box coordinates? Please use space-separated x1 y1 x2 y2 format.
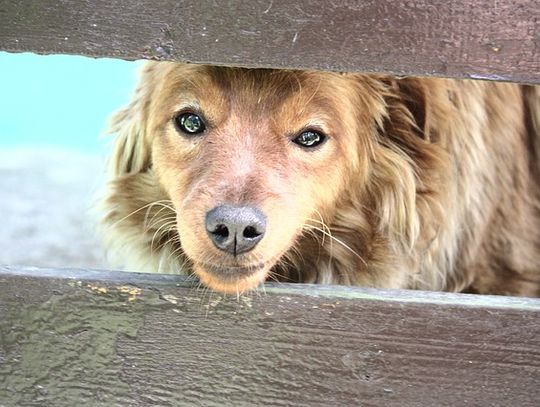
104 62 444 293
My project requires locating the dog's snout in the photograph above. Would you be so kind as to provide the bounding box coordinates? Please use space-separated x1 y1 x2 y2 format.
205 205 267 255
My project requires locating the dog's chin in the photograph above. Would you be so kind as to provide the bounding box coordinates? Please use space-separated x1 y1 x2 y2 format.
192 262 270 294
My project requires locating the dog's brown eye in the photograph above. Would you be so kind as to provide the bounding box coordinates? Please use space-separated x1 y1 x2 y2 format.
174 112 205 135
293 130 326 148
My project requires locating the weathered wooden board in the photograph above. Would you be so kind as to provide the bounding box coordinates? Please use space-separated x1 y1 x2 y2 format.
0 0 539 83
1 265 539 406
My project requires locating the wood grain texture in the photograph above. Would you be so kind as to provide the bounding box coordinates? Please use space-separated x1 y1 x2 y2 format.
1 266 539 406
0 0 539 83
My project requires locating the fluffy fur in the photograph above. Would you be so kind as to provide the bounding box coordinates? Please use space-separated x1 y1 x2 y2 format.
100 62 540 296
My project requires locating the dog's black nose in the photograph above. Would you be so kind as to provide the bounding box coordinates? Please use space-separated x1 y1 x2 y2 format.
205 205 266 255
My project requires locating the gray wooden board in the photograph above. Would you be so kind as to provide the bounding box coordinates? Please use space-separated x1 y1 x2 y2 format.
0 0 539 83
1 266 539 406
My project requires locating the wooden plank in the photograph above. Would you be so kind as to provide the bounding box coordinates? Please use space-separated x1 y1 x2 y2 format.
1 266 539 406
0 0 539 83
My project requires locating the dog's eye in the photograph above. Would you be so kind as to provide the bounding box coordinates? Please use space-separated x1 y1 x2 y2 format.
292 130 326 148
174 112 206 135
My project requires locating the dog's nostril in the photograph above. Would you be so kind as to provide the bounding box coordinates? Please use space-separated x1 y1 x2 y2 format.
205 205 267 255
243 226 261 239
213 224 229 239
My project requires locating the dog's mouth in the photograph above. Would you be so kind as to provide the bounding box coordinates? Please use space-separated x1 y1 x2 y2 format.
199 260 267 277
192 261 271 294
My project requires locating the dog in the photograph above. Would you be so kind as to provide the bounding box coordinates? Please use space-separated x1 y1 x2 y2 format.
100 61 540 297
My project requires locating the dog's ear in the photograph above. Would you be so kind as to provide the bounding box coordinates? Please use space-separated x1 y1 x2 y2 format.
365 77 447 251
381 77 433 143
108 63 158 177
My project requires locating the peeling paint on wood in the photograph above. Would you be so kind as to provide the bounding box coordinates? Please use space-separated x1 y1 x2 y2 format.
0 0 539 83
1 266 539 405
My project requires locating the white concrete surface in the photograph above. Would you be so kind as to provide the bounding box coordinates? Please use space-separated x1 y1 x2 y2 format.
0 148 108 269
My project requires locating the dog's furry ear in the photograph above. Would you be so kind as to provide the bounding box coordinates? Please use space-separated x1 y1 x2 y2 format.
366 77 447 251
382 77 433 142
108 63 158 177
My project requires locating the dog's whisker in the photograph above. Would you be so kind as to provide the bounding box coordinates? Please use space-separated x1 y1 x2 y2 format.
143 205 176 231
143 212 177 230
275 256 304 282
149 219 177 241
107 200 175 231
144 216 178 236
302 224 367 266
164 239 186 267
267 268 290 283
149 221 178 256
106 202 163 231
266 272 281 283
303 217 335 268
309 210 329 245
305 212 329 260
143 200 176 221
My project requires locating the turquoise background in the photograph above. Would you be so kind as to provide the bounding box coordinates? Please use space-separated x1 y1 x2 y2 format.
0 52 141 152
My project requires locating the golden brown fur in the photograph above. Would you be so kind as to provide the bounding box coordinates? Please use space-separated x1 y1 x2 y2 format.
100 62 540 296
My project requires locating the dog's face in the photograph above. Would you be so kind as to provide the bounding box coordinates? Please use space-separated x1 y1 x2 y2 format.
106 63 450 293
149 64 378 293
132 63 379 293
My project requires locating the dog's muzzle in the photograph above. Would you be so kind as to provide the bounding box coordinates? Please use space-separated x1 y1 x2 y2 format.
205 205 266 256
